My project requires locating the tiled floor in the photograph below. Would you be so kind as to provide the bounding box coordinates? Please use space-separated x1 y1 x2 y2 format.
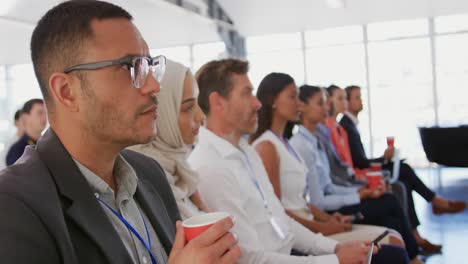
413 168 468 264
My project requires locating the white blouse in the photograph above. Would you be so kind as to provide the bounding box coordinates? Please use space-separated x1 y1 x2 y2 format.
253 130 309 212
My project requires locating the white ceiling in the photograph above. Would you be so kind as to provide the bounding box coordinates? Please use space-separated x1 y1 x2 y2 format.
2 0 468 65
0 0 221 65
217 0 468 36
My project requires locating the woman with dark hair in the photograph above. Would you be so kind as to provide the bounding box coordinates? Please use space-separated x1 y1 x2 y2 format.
250 73 314 222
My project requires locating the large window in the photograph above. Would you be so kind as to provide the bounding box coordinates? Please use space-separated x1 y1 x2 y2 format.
192 42 226 72
305 44 366 88
435 14 468 33
0 66 7 154
0 64 42 156
151 45 191 68
304 26 371 153
0 66 5 100
367 19 429 41
436 33 468 126
367 39 434 166
247 33 305 89
152 42 227 73
8 64 42 110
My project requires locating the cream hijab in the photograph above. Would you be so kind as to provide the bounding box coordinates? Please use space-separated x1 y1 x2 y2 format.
129 59 200 217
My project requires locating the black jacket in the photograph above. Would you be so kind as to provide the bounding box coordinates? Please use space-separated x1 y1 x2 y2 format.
0 128 180 264
339 114 383 169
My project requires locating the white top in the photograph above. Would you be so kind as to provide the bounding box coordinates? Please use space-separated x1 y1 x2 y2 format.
252 130 309 211
188 127 338 264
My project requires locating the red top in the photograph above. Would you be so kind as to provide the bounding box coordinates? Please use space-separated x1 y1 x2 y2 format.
326 117 354 168
326 118 369 179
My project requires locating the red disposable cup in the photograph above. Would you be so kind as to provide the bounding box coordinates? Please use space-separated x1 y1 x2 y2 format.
370 162 382 172
386 137 395 148
366 171 383 190
182 212 231 242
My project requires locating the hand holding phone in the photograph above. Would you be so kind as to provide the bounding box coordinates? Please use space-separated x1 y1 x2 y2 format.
372 230 390 245
350 212 364 223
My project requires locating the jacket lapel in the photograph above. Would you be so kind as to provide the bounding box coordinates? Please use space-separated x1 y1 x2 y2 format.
135 175 175 254
36 129 133 264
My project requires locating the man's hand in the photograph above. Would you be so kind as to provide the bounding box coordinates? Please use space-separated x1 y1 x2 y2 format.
335 241 373 264
168 218 241 264
331 212 353 223
383 147 395 161
368 186 386 199
359 186 385 200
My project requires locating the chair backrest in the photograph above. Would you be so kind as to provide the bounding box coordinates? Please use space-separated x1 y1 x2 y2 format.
419 126 468 167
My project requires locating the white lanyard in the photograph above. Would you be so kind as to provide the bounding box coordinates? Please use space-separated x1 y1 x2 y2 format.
238 148 287 239
239 148 270 213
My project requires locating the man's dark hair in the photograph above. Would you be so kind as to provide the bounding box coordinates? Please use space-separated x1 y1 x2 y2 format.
344 85 361 100
30 0 132 105
14 109 22 122
21 99 44 114
195 59 249 115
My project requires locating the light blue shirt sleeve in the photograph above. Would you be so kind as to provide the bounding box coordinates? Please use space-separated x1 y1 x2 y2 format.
325 183 360 195
291 131 360 212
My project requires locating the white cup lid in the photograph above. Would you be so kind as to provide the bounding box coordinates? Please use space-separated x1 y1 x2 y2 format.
182 212 230 228
366 171 382 177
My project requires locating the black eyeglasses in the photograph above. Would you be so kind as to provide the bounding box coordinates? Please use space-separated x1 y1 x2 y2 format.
64 55 166 89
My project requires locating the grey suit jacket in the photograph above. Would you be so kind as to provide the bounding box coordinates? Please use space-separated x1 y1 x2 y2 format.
0 129 180 264
315 131 361 187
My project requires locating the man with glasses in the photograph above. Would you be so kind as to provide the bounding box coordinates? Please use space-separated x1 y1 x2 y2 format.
0 1 240 264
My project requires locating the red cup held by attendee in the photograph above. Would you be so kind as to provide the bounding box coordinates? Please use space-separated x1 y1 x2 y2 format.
366 171 383 190
182 212 231 242
386 136 395 148
370 162 382 172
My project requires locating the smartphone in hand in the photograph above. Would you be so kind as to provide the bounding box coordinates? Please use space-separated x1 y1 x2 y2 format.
372 230 390 245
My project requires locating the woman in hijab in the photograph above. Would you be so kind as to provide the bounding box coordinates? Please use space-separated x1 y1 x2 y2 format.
130 59 208 220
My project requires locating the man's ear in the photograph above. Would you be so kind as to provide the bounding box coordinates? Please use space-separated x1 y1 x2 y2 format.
49 72 80 112
208 91 225 114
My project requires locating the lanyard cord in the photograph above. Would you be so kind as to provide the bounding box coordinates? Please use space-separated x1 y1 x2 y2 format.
97 197 157 264
268 130 302 163
239 149 271 213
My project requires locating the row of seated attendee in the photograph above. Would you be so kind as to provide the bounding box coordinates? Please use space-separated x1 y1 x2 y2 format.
1 1 465 264
161 59 409 263
132 59 466 264
246 74 417 262
326 85 466 250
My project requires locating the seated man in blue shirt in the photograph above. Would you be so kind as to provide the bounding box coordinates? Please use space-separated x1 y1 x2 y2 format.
6 98 46 166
